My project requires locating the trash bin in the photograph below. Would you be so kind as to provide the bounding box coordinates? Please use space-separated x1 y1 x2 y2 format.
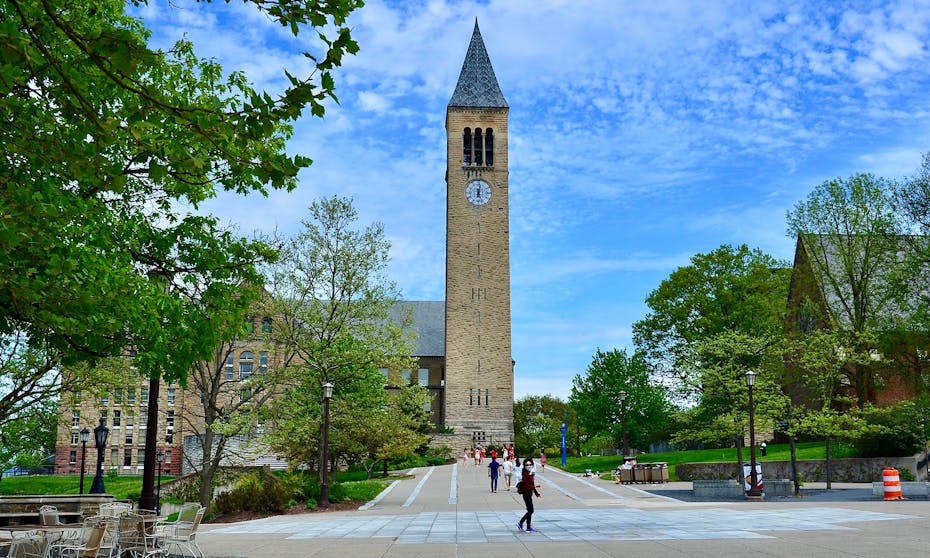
620 469 633 483
632 463 647 484
654 462 669 483
742 462 764 494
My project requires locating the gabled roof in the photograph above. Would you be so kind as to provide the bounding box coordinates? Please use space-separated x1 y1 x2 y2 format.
391 301 445 357
448 21 508 109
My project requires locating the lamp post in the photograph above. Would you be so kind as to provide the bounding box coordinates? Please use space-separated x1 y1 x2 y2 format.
320 382 334 508
78 427 90 494
619 390 629 457
89 417 109 494
745 370 762 499
156 451 164 515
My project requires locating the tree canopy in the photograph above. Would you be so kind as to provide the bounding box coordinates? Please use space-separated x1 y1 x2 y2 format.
0 0 361 380
569 348 672 452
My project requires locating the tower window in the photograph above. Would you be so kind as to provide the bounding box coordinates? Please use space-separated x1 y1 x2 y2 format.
463 128 472 165
485 129 493 166
474 128 483 166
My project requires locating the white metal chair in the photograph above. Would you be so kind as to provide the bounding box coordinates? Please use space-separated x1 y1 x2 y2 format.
46 521 105 558
3 530 45 558
38 507 63 527
117 512 166 558
156 507 204 558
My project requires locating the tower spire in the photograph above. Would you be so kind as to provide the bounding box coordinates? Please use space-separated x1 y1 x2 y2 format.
448 21 508 108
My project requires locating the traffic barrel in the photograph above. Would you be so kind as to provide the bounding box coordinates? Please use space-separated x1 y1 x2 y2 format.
882 467 903 500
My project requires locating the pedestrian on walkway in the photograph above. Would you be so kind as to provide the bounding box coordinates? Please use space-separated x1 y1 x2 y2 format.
502 457 515 490
517 458 541 533
540 451 547 470
474 447 481 466
488 456 500 492
462 448 469 466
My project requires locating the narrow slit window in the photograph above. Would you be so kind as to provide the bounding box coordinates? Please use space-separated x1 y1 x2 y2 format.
474 128 483 166
463 128 472 165
485 128 494 166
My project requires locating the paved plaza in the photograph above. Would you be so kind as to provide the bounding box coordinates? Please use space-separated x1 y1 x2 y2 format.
197 462 930 557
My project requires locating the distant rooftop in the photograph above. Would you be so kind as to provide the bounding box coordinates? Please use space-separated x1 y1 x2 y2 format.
391 301 445 357
448 21 508 109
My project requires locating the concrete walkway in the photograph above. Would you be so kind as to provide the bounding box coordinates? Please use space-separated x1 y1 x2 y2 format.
197 463 930 557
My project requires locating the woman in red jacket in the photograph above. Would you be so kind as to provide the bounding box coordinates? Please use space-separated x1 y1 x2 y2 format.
517 458 541 532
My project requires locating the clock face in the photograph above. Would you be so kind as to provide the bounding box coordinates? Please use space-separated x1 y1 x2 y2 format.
465 180 492 206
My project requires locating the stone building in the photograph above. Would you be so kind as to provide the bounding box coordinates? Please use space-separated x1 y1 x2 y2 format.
53 21 515 474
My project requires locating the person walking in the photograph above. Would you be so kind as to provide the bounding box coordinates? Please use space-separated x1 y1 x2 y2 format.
540 451 547 470
502 457 515 491
516 458 541 533
462 448 469 466
473 447 480 466
488 456 501 492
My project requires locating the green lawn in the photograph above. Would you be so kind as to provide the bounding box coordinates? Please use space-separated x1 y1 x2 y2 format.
561 441 856 481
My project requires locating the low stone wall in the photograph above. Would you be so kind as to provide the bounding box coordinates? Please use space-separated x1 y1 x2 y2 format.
693 478 794 498
677 455 920 483
871 481 929 497
0 494 114 525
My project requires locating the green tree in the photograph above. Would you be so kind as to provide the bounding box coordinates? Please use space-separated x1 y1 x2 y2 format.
1 0 361 371
261 197 417 484
633 245 790 404
569 349 672 452
513 395 574 457
786 173 904 406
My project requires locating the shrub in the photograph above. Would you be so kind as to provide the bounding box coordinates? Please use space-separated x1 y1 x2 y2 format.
213 469 297 515
854 399 928 457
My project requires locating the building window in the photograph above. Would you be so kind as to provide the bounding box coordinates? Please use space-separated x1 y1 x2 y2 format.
260 352 268 374
401 369 411 385
72 410 80 428
114 388 122 405
101 394 109 406
124 449 132 467
423 394 432 413
239 352 253 380
474 128 483 165
166 410 174 444
418 368 429 387
244 316 255 333
100 410 108 424
127 389 136 405
485 128 494 166
165 450 172 464
69 450 77 464
112 410 121 427
73 391 82 403
261 317 272 333
167 388 176 405
379 367 389 386
139 413 147 429
70 432 79 445
125 414 134 428
225 353 234 381
110 448 118 467
137 449 145 467
240 387 252 402
141 387 149 405
165 433 173 444
125 431 133 445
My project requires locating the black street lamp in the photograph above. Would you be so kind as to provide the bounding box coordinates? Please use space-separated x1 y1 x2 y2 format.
78 427 90 494
745 370 762 499
619 390 629 457
156 451 164 515
89 417 110 494
320 381 334 508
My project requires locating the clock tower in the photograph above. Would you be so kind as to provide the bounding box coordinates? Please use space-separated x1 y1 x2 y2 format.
444 21 513 448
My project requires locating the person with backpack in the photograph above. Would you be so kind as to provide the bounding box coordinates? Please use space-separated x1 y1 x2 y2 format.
516 458 541 532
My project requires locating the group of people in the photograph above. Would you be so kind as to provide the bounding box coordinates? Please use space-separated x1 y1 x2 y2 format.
463 444 543 533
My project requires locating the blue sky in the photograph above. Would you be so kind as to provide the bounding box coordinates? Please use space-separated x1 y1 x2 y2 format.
136 1 930 400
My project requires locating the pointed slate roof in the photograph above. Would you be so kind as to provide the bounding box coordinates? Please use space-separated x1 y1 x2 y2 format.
448 21 508 108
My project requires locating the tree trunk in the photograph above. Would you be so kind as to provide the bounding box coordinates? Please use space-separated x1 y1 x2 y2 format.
825 436 832 489
789 434 799 495
735 434 745 482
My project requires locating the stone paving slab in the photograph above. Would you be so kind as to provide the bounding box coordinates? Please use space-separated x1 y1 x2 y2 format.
197 463 930 557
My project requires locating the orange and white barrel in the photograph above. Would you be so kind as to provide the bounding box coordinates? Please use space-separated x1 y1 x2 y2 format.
882 467 903 500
